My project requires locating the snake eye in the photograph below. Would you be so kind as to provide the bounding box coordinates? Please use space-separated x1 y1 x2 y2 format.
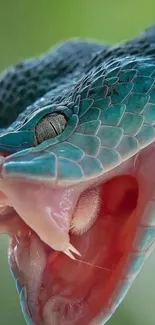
35 112 68 145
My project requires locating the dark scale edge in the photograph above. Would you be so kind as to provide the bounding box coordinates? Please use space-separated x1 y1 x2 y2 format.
0 40 108 129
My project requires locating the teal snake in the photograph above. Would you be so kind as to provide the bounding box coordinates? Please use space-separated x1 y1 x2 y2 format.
0 25 155 325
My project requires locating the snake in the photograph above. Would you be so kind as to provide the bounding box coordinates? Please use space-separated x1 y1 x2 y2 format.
0 24 155 325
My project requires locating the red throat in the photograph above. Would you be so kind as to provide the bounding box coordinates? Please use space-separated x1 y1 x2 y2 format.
6 174 141 325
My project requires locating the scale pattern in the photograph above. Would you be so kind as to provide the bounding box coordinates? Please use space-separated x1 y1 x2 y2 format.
2 56 155 182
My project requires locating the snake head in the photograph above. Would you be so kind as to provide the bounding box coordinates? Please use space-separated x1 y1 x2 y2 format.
1 29 155 325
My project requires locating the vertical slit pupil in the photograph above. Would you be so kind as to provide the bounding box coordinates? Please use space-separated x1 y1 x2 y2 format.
35 112 67 145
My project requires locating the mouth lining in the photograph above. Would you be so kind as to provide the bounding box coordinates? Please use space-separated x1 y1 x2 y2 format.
0 173 140 325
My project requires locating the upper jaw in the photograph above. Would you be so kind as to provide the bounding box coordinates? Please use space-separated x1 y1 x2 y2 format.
0 148 135 256
0 167 92 260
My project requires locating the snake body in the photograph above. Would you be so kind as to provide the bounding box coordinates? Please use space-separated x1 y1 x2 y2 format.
0 25 155 325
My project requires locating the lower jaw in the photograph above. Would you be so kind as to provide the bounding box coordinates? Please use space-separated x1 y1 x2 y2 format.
3 173 142 325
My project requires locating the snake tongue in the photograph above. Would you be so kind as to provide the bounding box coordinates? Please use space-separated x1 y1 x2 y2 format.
0 178 82 254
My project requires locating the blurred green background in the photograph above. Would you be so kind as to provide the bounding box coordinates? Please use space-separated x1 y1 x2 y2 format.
0 0 155 324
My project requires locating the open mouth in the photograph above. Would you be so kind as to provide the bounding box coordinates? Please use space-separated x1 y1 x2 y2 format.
0 146 155 325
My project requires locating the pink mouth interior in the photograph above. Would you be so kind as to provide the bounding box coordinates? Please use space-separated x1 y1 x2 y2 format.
1 173 141 325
